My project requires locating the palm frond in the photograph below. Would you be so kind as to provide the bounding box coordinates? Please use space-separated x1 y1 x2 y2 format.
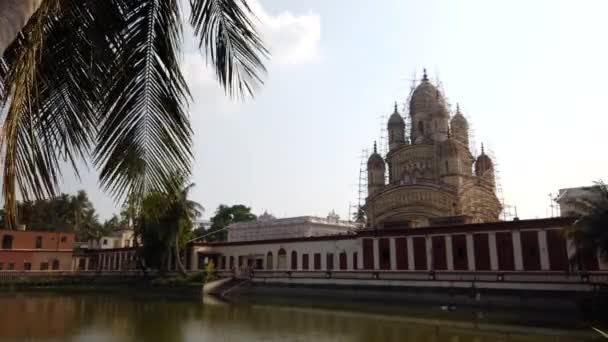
189 0 269 99
0 0 121 227
94 0 193 202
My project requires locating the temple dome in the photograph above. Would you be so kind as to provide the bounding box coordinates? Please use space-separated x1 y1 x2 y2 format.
367 152 384 168
409 70 446 116
475 152 493 176
451 111 468 128
388 104 405 127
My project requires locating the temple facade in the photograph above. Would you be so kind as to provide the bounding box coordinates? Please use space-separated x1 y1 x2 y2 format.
365 70 501 228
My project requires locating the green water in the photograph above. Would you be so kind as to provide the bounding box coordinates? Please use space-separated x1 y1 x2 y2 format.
0 291 601 341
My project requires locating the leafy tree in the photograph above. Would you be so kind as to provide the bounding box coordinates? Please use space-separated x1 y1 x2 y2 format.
0 0 268 228
205 204 256 242
566 180 608 267
352 206 366 223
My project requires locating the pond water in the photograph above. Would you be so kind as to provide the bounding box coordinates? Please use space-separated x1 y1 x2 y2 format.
0 291 602 341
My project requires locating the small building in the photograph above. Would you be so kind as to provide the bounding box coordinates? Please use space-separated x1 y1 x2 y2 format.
226 211 358 243
556 186 605 217
88 227 135 249
0 228 75 271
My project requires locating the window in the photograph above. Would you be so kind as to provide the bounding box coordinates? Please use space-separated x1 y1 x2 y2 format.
103 239 108 245
52 260 60 270
35 236 42 249
60 236 67 243
8 263 14 270
2 235 13 249
314 253 321 270
445 160 449 173
418 121 424 135
40 262 49 271
326 253 334 270
0 263 3 270
24 262 32 271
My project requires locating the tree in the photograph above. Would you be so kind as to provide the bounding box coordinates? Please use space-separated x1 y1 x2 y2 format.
352 206 366 223
566 181 608 267
0 0 268 228
205 204 256 242
137 174 203 274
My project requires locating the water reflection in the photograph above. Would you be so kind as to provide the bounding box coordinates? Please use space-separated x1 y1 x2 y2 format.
0 292 599 342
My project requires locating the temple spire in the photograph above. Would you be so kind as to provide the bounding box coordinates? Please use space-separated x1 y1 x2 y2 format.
394 101 398 113
373 141 377 153
481 142 485 155
422 68 428 81
456 103 461 114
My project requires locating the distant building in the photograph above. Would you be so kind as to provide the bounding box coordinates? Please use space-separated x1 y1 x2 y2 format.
0 227 75 271
556 186 605 217
226 211 357 243
88 227 135 249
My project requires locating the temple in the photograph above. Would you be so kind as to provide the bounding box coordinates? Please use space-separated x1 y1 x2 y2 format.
366 70 501 228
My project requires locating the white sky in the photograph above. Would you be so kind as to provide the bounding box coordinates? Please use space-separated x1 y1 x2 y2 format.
60 0 607 221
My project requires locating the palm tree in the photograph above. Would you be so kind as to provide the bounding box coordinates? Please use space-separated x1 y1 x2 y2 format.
0 0 268 228
138 173 202 274
164 174 203 274
566 181 608 267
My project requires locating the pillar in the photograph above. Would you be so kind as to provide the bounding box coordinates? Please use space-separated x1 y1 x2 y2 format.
389 238 397 270
373 239 380 270
407 237 414 270
445 235 454 271
538 230 550 270
357 240 364 270
426 236 432 270
489 232 498 271
466 234 475 271
85 257 89 271
512 231 524 271
190 247 200 271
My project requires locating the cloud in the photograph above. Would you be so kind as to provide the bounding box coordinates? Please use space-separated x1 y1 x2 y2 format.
180 1 322 113
248 0 322 66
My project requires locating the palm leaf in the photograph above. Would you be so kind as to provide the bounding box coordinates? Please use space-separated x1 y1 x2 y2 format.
94 0 193 202
189 0 269 99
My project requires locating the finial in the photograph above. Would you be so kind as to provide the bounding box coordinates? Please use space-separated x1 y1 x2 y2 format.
456 103 460 113
422 68 428 81
373 141 377 153
394 101 398 113
481 142 485 155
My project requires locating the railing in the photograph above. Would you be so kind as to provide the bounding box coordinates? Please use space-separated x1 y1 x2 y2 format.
223 269 608 291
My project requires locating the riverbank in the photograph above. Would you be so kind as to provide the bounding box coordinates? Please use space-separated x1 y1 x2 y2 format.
0 271 209 299
216 279 608 315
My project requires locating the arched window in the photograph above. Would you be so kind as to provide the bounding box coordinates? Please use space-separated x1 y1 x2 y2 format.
291 251 298 270
277 248 287 269
418 121 424 136
52 259 60 270
266 252 274 270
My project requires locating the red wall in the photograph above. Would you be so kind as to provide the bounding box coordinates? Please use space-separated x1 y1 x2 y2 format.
432 236 447 270
363 239 374 269
413 237 427 270
395 237 408 270
546 230 568 271
0 230 74 250
521 231 541 271
379 238 390 270
496 232 515 271
473 233 491 271
451 235 468 271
